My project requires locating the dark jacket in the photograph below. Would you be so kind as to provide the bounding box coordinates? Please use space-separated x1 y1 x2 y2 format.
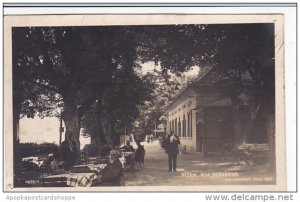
135 145 145 163
101 159 123 186
121 145 135 152
166 135 180 155
101 144 113 156
60 139 77 170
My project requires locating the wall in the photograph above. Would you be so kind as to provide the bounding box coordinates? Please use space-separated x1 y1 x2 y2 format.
179 137 196 152
166 89 197 152
166 87 236 154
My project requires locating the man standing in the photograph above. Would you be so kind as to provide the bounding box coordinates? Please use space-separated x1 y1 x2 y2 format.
60 131 77 170
166 130 180 172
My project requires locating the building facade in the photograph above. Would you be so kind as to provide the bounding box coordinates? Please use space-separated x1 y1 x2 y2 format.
167 87 197 152
165 69 237 156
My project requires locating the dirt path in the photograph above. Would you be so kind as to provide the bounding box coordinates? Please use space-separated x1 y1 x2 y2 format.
124 140 275 186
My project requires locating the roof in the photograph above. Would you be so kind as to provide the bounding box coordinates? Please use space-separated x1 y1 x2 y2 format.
194 67 228 85
165 67 221 112
165 66 253 113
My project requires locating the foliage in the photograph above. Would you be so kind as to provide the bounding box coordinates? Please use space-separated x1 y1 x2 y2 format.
133 68 191 138
81 65 154 144
13 26 143 145
17 142 59 158
13 24 275 150
12 28 62 120
136 25 209 76
136 23 275 128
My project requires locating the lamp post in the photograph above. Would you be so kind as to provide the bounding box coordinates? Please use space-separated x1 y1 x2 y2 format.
59 109 64 145
124 123 127 145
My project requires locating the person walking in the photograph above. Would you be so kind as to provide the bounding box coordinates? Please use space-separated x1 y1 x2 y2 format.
146 135 150 144
134 141 145 168
166 130 180 172
150 134 154 143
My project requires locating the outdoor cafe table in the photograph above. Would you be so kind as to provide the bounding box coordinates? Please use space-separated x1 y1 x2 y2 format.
121 151 135 157
40 164 107 187
66 172 98 187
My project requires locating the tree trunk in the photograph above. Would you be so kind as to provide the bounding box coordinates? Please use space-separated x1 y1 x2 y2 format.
104 114 114 145
91 104 99 145
13 110 20 143
62 91 81 157
232 95 260 146
230 93 249 146
97 101 106 143
90 130 98 145
92 100 106 154
112 122 120 146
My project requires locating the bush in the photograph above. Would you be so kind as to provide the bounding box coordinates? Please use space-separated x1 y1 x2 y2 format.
82 144 101 157
17 142 59 158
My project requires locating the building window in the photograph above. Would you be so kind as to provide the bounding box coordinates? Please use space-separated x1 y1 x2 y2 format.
175 118 177 135
190 111 193 138
178 118 181 137
183 115 186 137
187 112 190 137
172 120 174 131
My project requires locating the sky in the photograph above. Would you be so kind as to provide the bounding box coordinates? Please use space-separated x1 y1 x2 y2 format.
18 62 199 148
140 61 199 76
19 117 91 149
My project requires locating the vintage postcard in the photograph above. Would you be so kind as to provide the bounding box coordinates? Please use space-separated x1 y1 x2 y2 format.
4 13 285 192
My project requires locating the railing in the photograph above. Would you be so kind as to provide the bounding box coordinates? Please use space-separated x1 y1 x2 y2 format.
218 143 270 168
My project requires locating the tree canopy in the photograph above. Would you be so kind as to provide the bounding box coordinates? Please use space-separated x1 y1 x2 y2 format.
13 23 275 156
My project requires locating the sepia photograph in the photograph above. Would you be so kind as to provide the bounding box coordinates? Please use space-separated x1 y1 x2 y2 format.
4 14 285 192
